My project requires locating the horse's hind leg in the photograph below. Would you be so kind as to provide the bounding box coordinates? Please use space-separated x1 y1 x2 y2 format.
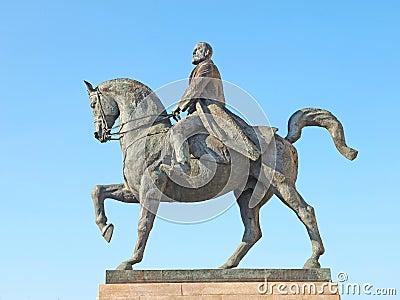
271 177 325 268
220 187 272 269
91 183 138 242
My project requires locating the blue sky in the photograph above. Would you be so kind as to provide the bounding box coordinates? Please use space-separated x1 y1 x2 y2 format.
1 1 399 299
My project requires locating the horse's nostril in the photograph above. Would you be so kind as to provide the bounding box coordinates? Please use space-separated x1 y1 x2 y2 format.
94 132 99 139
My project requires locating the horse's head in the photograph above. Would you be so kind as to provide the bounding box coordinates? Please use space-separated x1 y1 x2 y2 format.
84 80 119 143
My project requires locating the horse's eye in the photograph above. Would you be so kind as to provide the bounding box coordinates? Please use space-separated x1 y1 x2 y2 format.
90 102 96 108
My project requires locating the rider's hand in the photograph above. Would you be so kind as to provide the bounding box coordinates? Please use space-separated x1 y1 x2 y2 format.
172 105 181 120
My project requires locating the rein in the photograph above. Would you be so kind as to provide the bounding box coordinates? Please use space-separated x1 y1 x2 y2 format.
107 114 174 140
95 88 175 141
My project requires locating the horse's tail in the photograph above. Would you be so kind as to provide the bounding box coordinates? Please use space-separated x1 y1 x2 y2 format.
285 108 358 160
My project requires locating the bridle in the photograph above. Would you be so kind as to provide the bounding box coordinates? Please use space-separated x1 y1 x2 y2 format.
93 88 175 141
92 89 117 140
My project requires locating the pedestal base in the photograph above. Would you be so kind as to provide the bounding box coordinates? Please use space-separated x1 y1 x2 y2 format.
97 269 340 300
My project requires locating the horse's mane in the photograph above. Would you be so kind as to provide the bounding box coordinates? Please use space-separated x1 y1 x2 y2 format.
97 78 171 128
97 78 156 106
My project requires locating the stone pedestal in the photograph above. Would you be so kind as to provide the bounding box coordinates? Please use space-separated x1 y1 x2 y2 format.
97 269 340 299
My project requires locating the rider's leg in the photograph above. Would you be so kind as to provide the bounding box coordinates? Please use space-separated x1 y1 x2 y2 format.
160 114 204 176
171 124 190 169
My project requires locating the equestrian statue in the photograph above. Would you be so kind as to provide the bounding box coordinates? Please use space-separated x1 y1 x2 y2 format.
84 42 358 270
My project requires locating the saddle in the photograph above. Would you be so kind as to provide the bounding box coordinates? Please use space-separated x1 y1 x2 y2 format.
188 126 278 164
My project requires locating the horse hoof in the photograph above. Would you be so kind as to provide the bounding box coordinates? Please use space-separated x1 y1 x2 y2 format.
116 261 133 270
219 262 236 269
219 264 229 269
303 258 321 269
102 223 114 243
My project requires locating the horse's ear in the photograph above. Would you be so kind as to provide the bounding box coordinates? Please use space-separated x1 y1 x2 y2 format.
84 80 95 92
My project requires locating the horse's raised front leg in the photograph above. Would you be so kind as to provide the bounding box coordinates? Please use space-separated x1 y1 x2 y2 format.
271 175 325 268
220 187 272 269
116 172 167 270
91 183 138 243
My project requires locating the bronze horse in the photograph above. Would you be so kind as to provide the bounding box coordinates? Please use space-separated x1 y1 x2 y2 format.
85 78 357 270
